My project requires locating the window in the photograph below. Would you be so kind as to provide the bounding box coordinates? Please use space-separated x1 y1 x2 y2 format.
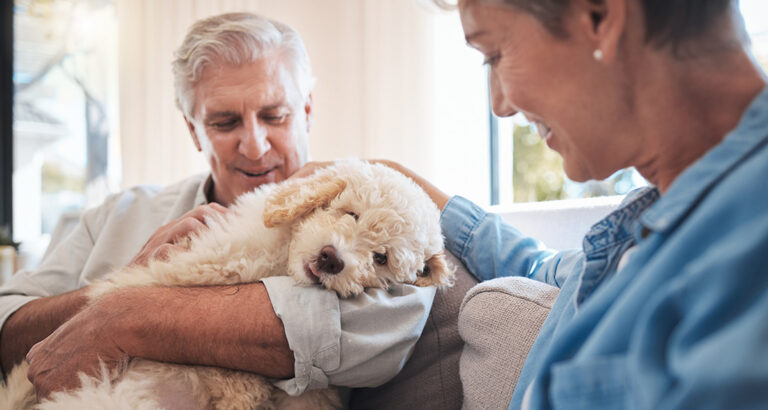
489 0 768 205
742 0 768 69
12 0 120 266
491 114 647 205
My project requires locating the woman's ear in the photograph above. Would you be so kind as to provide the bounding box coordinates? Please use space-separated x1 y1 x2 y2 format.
415 251 455 288
574 0 628 63
263 170 347 228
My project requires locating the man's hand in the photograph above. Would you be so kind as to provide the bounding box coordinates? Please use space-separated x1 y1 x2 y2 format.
0 289 90 377
129 203 230 266
25 284 294 400
26 293 129 400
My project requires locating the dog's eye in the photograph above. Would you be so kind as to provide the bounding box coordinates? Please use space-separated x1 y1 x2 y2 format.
373 252 388 265
419 264 431 278
346 211 359 221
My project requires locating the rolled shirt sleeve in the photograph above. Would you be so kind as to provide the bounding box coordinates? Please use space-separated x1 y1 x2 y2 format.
262 276 435 396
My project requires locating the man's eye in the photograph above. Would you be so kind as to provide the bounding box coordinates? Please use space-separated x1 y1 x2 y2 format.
373 252 387 265
263 114 289 124
211 119 239 129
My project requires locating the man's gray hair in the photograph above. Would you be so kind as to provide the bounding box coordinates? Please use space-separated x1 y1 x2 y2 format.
172 12 315 118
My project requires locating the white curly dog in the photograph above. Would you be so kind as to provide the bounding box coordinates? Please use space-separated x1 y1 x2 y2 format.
0 160 454 410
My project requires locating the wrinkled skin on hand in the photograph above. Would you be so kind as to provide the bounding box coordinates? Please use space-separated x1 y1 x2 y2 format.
25 203 232 400
25 293 131 401
129 203 230 267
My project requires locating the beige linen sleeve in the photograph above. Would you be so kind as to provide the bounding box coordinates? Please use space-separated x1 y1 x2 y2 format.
262 276 435 396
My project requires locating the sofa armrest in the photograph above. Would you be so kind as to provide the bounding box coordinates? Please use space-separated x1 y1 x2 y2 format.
459 277 559 410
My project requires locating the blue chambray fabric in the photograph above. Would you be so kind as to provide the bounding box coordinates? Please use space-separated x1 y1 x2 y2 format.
440 87 768 409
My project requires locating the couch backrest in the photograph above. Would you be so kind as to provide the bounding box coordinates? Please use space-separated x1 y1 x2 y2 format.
494 196 622 250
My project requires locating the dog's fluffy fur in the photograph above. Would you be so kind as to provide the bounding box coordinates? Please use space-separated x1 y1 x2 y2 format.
0 160 454 410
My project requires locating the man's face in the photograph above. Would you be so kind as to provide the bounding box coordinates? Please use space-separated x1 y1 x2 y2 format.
186 55 312 206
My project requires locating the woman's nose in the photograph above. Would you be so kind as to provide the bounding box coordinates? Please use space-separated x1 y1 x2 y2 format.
239 117 271 159
490 73 517 118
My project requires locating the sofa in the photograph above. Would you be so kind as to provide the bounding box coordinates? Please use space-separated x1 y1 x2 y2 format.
349 196 620 409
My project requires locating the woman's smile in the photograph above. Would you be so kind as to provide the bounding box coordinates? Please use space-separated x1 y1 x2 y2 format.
532 120 553 141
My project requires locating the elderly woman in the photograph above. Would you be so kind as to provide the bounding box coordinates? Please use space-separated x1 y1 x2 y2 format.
300 0 768 408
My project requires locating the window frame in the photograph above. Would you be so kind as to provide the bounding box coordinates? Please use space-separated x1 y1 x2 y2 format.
1 0 12 236
489 92 500 205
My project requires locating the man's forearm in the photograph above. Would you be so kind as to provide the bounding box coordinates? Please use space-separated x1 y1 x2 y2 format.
0 288 89 375
105 282 294 378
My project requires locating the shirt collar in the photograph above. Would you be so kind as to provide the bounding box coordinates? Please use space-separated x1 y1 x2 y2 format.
640 86 768 233
582 186 660 256
194 174 214 206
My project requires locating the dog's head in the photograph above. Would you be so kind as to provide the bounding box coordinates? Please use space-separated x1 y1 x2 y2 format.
263 160 454 297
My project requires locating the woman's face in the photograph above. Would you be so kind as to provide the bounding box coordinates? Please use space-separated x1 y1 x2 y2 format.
459 0 641 182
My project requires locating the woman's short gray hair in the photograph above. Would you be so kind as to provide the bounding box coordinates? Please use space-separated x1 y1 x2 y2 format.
173 12 315 118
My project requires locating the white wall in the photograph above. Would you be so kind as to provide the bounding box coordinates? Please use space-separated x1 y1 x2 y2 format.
116 0 492 206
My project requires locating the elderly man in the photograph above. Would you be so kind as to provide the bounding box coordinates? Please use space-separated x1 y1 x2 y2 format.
0 12 436 402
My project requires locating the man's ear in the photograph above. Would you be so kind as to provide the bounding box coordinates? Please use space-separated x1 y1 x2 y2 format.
574 0 627 63
304 93 314 133
184 116 203 152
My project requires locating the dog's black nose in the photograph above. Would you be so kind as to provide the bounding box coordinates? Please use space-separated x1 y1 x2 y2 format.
318 246 344 275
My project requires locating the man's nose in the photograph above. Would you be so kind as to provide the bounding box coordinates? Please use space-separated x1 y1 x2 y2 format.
238 116 271 159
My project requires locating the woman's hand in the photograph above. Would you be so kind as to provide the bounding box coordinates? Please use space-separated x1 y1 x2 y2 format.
128 203 230 267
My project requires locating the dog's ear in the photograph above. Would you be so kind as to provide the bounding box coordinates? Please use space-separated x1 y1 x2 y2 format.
414 251 455 287
263 171 347 228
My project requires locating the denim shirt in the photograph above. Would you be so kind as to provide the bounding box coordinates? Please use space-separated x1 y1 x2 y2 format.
440 87 768 409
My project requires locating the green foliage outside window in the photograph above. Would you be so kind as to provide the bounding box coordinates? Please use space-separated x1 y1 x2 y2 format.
512 124 565 202
511 124 645 203
41 162 85 194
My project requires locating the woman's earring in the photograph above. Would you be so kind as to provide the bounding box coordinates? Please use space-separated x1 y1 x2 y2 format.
593 49 604 61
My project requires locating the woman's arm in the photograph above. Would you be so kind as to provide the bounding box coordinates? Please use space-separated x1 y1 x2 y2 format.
440 195 581 286
372 160 452 211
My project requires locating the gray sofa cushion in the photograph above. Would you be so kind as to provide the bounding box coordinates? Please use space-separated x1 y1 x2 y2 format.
349 252 478 409
459 277 559 410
